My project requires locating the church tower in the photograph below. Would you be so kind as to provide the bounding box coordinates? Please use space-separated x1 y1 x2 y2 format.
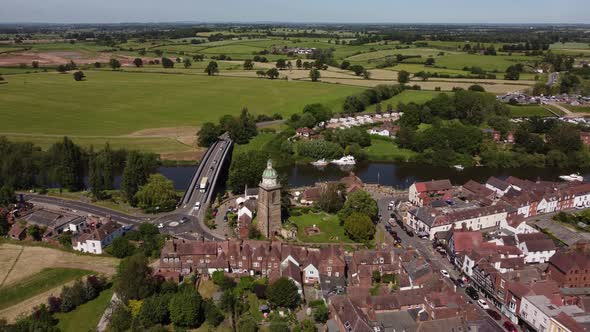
257 159 282 238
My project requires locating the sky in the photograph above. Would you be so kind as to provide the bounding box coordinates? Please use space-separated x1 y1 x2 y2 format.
1 0 589 24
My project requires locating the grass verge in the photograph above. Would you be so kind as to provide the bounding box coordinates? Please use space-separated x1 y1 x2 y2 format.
54 288 114 332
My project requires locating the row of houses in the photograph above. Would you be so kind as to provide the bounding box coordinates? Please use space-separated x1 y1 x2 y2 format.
406 176 590 240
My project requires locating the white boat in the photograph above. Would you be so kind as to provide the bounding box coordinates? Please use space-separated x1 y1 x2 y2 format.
311 159 328 167
453 165 464 171
559 173 584 182
331 155 356 166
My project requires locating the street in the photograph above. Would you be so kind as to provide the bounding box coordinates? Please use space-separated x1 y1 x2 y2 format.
375 196 517 332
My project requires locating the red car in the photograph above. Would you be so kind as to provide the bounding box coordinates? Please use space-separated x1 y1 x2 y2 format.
503 321 517 332
486 309 501 320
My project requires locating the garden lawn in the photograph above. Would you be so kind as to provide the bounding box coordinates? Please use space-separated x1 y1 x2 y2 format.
364 138 418 161
0 268 93 310
0 71 362 136
54 288 114 332
290 212 354 243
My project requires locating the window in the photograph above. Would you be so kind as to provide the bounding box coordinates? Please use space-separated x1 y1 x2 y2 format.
258 256 262 261
327 266 332 272
238 262 242 267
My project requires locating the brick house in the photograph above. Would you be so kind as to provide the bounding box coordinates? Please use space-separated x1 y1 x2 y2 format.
408 179 453 207
546 242 590 288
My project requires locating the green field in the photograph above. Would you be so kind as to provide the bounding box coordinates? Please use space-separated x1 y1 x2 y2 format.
55 288 114 332
346 48 448 62
2 134 192 154
233 132 275 155
507 105 557 118
435 54 539 72
550 42 590 50
387 63 470 76
566 105 590 113
290 212 353 243
0 71 362 136
0 268 92 310
364 138 417 161
364 90 444 112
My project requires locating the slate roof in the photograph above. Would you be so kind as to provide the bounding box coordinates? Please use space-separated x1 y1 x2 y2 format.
487 177 511 191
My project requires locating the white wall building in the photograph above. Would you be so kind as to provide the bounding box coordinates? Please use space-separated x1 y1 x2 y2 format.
72 221 125 255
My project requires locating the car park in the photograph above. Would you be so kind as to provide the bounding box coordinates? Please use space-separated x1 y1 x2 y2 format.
466 287 479 300
477 299 489 310
503 321 517 332
486 309 501 320
440 270 450 278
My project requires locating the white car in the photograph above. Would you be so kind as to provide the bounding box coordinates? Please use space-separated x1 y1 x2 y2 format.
477 299 489 310
157 223 164 229
440 270 450 278
195 202 201 210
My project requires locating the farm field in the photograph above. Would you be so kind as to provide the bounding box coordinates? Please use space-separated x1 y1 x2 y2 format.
0 70 362 136
0 243 118 322
346 47 451 62
387 63 471 76
435 54 539 72
363 90 443 112
0 268 92 310
55 288 114 332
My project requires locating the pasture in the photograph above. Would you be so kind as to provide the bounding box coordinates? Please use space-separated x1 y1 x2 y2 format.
435 54 539 72
0 70 362 137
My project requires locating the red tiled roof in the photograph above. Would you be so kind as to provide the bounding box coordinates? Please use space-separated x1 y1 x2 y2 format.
414 179 452 193
452 231 483 252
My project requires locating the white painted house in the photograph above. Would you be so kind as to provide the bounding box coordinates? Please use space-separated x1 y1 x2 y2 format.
72 221 125 255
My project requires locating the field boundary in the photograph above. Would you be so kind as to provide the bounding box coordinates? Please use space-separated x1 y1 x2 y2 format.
0 245 23 288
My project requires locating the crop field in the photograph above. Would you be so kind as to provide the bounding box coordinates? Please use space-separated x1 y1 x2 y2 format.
0 70 362 137
424 40 508 51
435 54 540 72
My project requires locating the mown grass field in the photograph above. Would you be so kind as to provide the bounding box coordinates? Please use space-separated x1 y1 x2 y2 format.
364 138 418 161
0 71 362 136
55 288 113 332
387 63 471 76
507 105 557 118
566 105 590 113
346 47 449 62
0 268 92 310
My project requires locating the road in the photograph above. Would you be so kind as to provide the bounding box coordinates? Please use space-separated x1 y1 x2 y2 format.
24 194 148 226
376 196 515 332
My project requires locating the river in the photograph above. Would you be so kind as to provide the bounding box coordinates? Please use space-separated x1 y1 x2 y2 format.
157 162 590 191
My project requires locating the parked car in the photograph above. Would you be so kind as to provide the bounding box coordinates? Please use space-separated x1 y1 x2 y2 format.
157 223 164 229
466 287 479 300
477 299 489 310
406 230 414 237
486 309 501 321
503 321 517 332
454 278 465 288
440 270 450 278
387 205 392 211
